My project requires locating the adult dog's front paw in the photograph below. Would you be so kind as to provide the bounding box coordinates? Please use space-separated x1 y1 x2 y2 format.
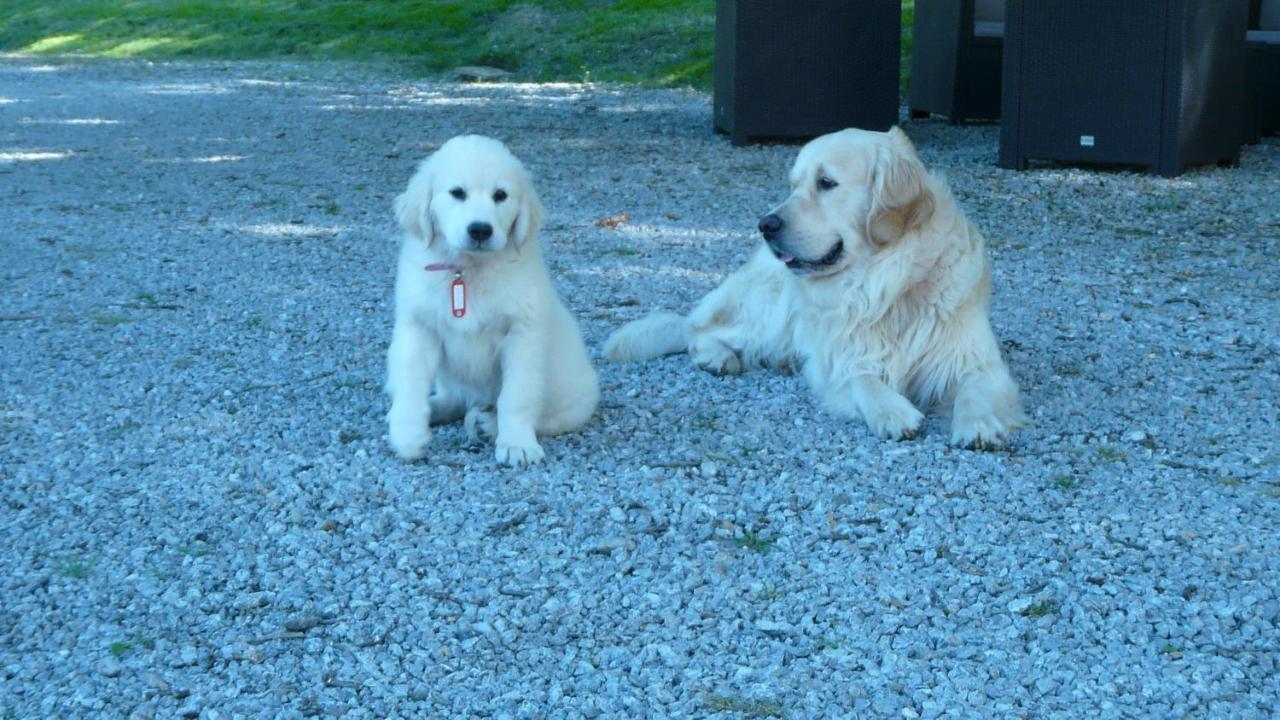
495 436 545 467
690 339 742 376
388 411 432 461
864 396 924 441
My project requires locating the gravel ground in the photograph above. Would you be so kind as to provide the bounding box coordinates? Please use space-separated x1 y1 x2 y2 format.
1 57 1278 719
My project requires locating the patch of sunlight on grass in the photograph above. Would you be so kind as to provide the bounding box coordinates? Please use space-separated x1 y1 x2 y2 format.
18 117 123 126
24 34 82 52
104 37 179 56
660 59 711 87
0 150 73 164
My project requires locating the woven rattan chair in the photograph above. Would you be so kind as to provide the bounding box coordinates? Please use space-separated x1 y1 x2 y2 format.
713 0 900 145
909 0 1005 123
999 0 1248 177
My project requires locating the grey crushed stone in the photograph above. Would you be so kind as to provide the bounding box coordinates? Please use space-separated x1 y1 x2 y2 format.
1 57 1278 719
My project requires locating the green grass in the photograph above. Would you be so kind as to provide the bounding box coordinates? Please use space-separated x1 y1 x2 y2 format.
1020 600 1058 618
0 0 716 88
736 531 775 555
754 587 781 602
1097 447 1127 463
1052 475 1078 490
704 694 785 718
1 1 916 91
110 637 156 656
107 421 142 439
92 311 132 326
60 558 93 579
180 540 211 557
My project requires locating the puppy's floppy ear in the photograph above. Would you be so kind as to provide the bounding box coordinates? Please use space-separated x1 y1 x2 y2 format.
393 156 436 244
511 168 545 247
866 126 935 246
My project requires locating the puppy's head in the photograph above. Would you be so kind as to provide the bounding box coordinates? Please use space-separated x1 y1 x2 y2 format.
759 126 934 277
394 135 544 256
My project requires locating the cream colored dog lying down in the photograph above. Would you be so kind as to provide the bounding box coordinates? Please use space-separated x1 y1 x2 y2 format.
386 135 598 466
606 127 1025 448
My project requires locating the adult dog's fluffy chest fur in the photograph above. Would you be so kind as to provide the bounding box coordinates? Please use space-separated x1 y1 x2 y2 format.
791 213 992 404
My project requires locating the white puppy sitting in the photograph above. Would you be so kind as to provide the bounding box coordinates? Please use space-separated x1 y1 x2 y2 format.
385 135 599 466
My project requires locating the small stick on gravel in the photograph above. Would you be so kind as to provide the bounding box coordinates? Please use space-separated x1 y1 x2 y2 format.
1208 646 1280 656
646 461 701 469
107 302 185 311
218 371 337 400
426 591 462 605
242 630 306 644
486 512 528 535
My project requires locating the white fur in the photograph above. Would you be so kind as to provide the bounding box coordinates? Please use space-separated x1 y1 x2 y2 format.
386 135 599 466
606 127 1026 447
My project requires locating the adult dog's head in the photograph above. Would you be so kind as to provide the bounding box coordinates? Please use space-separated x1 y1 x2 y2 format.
759 127 935 277
394 135 544 257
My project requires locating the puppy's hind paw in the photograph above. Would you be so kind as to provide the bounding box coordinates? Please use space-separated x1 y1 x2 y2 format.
865 399 924 441
464 406 498 444
496 438 545 467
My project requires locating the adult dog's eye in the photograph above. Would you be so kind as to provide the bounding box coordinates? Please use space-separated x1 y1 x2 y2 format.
493 189 508 203
449 187 466 200
817 177 838 191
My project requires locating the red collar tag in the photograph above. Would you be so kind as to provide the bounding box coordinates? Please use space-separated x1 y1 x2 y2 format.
450 272 466 318
425 263 467 319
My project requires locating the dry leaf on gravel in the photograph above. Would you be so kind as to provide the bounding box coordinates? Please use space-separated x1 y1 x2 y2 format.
594 212 629 228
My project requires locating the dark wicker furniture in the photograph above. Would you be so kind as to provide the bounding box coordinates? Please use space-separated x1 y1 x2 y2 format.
998 0 1248 177
1249 0 1280 135
909 0 1005 123
713 0 900 145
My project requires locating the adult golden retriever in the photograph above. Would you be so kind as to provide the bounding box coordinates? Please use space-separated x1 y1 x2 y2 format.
606 127 1025 448
386 135 598 466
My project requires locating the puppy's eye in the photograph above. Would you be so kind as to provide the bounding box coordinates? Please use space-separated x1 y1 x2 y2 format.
449 187 466 200
817 177 838 192
493 189 508 203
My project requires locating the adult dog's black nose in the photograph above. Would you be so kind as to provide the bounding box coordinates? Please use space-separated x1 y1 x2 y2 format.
758 214 784 239
467 222 493 244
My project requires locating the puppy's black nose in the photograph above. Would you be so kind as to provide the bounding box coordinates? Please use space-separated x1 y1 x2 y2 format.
758 214 784 239
467 222 493 243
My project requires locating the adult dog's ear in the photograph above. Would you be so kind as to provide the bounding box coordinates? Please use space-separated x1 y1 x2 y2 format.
511 169 545 247
393 156 436 244
866 127 935 246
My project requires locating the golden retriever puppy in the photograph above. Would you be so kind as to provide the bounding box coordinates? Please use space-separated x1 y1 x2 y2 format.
606 127 1025 448
386 135 599 466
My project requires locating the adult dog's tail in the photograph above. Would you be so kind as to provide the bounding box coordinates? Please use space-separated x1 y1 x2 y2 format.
603 312 689 362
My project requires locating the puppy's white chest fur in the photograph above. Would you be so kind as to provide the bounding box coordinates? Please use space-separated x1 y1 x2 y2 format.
397 240 510 398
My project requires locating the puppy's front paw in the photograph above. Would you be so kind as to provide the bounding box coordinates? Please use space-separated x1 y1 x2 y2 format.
950 415 1009 451
388 413 432 461
495 436 545 467
865 397 924 441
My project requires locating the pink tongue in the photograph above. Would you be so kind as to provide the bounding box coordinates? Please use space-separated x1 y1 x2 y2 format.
779 253 794 263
